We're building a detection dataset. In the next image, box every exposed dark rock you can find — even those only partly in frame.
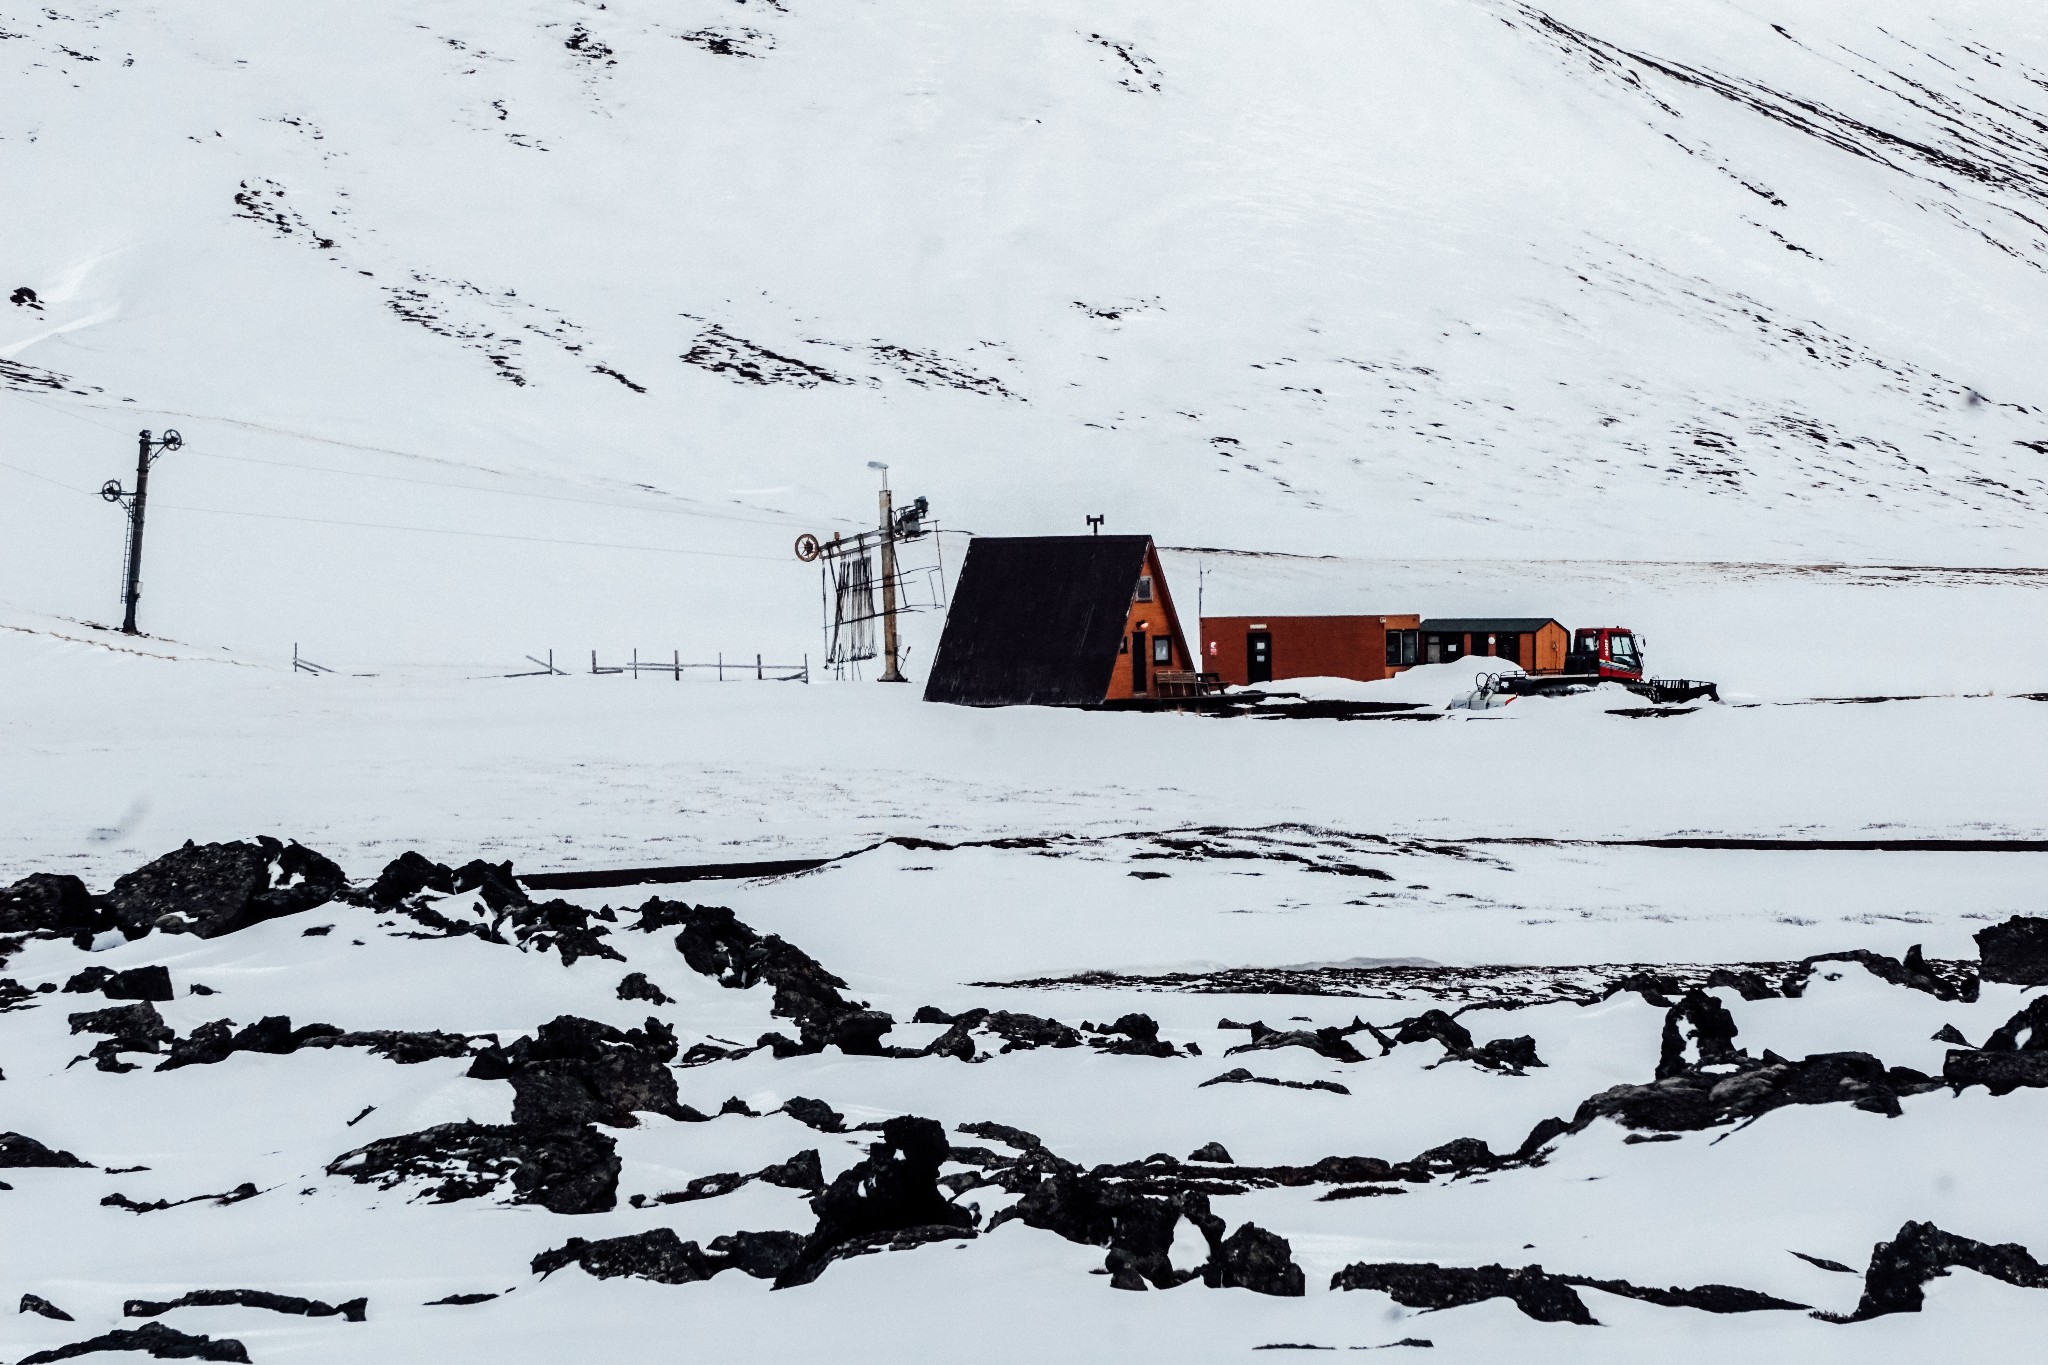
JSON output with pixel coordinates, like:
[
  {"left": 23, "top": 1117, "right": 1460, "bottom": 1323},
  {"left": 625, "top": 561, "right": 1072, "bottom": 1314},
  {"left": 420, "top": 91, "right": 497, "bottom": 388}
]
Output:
[
  {"left": 424, "top": 1292, "right": 498, "bottom": 1305},
  {"left": 102, "top": 1183, "right": 258, "bottom": 1214},
  {"left": 20, "top": 1293, "right": 74, "bottom": 1320},
  {"left": 658, "top": 900, "right": 895, "bottom": 1054},
  {"left": 919, "top": 1007, "right": 1084, "bottom": 1059},
  {"left": 778, "top": 1115, "right": 976, "bottom": 1287},
  {"left": 1203, "top": 1223, "right": 1306, "bottom": 1295},
  {"left": 366, "top": 851, "right": 457, "bottom": 907},
  {"left": 69, "top": 1001, "right": 174, "bottom": 1071},
  {"left": 105, "top": 838, "right": 345, "bottom": 939},
  {"left": 0, "top": 873, "right": 109, "bottom": 939},
  {"left": 63, "top": 966, "right": 174, "bottom": 1001},
  {"left": 533, "top": 1227, "right": 803, "bottom": 1285},
  {"left": 1975, "top": 916, "right": 2048, "bottom": 986},
  {"left": 782, "top": 1097, "right": 847, "bottom": 1132},
  {"left": 1083, "top": 1012, "right": 1189, "bottom": 1058},
  {"left": 1228, "top": 1020, "right": 1367, "bottom": 1064},
  {"left": 632, "top": 1149, "right": 823, "bottom": 1206},
  {"left": 1789, "top": 1251, "right": 1857, "bottom": 1274},
  {"left": 1931, "top": 1023, "right": 1971, "bottom": 1046},
  {"left": 326, "top": 1120, "right": 620, "bottom": 1214},
  {"left": 1658, "top": 989, "right": 1742, "bottom": 1078},
  {"left": 1837, "top": 1220, "right": 2048, "bottom": 1320},
  {"left": 1945, "top": 997, "right": 2048, "bottom": 1094},
  {"left": 0, "top": 1132, "right": 91, "bottom": 1168},
  {"left": 496, "top": 898, "right": 622, "bottom": 966},
  {"left": 125, "top": 1289, "right": 366, "bottom": 1322},
  {"left": 1577, "top": 1050, "right": 1937, "bottom": 1131},
  {"left": 1374, "top": 1010, "right": 1544, "bottom": 1074},
  {"left": 1199, "top": 1067, "right": 1350, "bottom": 1095},
  {"left": 1794, "top": 947, "right": 1977, "bottom": 1003},
  {"left": 1318, "top": 1185, "right": 1407, "bottom": 1200},
  {"left": 16, "top": 1321, "right": 250, "bottom": 1364},
  {"left": 1703, "top": 967, "right": 1780, "bottom": 1000},
  {"left": 956, "top": 1119, "right": 1041, "bottom": 1150},
  {"left": 451, "top": 859, "right": 528, "bottom": 912},
  {"left": 157, "top": 1015, "right": 473, "bottom": 1070},
  {"left": 467, "top": 1015, "right": 684, "bottom": 1128},
  {"left": 616, "top": 972, "right": 673, "bottom": 1005},
  {"left": 1189, "top": 1142, "right": 1233, "bottom": 1163},
  {"left": 1329, "top": 1261, "right": 1798, "bottom": 1323}
]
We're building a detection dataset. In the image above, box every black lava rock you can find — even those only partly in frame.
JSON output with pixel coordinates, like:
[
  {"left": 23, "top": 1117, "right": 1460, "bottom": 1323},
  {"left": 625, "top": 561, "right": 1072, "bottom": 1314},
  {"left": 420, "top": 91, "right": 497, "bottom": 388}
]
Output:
[
  {"left": 1944, "top": 997, "right": 2048, "bottom": 1094},
  {"left": 1796, "top": 947, "right": 1977, "bottom": 1003},
  {"left": 655, "top": 899, "right": 896, "bottom": 1055},
  {"left": 1842, "top": 1220, "right": 2048, "bottom": 1320},
  {"left": 0, "top": 1137, "right": 91, "bottom": 1170},
  {"left": 16, "top": 1321, "right": 249, "bottom": 1364},
  {"left": 778, "top": 1115, "right": 976, "bottom": 1286},
  {"left": 1976, "top": 917, "right": 2048, "bottom": 986},
  {"left": 782, "top": 1097, "right": 847, "bottom": 1132},
  {"left": 616, "top": 971, "right": 674, "bottom": 1005},
  {"left": 452, "top": 859, "right": 529, "bottom": 911},
  {"left": 1330, "top": 1262, "right": 1595, "bottom": 1324},
  {"left": 1188, "top": 1142, "right": 1233, "bottom": 1164},
  {"left": 467, "top": 1015, "right": 685, "bottom": 1128},
  {"left": 19, "top": 1293, "right": 74, "bottom": 1320},
  {"left": 1203, "top": 1223, "right": 1306, "bottom": 1295},
  {"left": 366, "top": 851, "right": 458, "bottom": 907},
  {"left": 1228, "top": 1020, "right": 1367, "bottom": 1064},
  {"left": 0, "top": 873, "right": 109, "bottom": 939},
  {"left": 105, "top": 838, "right": 345, "bottom": 939},
  {"left": 326, "top": 1120, "right": 620, "bottom": 1214},
  {"left": 68, "top": 1001, "right": 174, "bottom": 1071},
  {"left": 533, "top": 1228, "right": 804, "bottom": 1285},
  {"left": 124, "top": 1289, "right": 366, "bottom": 1322},
  {"left": 61, "top": 965, "right": 174, "bottom": 1002}
]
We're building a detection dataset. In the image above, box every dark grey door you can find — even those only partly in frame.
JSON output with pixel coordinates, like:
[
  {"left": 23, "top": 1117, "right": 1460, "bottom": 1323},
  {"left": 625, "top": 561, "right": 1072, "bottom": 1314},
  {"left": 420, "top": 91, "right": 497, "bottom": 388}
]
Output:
[
  {"left": 1131, "top": 630, "right": 1148, "bottom": 693},
  {"left": 1247, "top": 631, "right": 1273, "bottom": 684}
]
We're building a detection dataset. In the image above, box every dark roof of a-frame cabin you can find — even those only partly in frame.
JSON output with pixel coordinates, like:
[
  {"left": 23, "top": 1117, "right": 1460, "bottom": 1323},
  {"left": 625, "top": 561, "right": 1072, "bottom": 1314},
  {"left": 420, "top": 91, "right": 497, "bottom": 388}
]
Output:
[{"left": 924, "top": 535, "right": 1153, "bottom": 707}]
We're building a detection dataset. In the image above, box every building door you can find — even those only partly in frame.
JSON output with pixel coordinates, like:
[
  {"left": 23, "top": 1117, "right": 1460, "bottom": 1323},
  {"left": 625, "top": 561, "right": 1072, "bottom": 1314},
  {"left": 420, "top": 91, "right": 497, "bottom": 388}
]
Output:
[
  {"left": 1131, "top": 629, "right": 1148, "bottom": 693},
  {"left": 1247, "top": 631, "right": 1273, "bottom": 684}
]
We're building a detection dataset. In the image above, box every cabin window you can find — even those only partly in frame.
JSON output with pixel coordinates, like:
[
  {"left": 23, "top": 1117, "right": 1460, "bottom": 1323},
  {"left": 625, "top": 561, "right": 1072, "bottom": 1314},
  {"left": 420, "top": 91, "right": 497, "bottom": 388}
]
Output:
[
  {"left": 1152, "top": 637, "right": 1172, "bottom": 665},
  {"left": 1386, "top": 630, "right": 1418, "bottom": 666},
  {"left": 1134, "top": 576, "right": 1153, "bottom": 602}
]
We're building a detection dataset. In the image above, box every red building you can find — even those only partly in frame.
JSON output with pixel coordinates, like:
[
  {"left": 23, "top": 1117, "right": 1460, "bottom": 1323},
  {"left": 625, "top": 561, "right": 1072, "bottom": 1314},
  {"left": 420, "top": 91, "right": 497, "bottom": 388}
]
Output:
[{"left": 1199, "top": 614, "right": 1423, "bottom": 687}]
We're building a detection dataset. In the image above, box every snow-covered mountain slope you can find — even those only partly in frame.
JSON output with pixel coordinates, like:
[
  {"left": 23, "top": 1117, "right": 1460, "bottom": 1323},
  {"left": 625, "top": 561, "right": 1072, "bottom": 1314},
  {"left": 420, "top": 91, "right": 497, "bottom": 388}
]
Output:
[{"left": 5, "top": 0, "right": 2048, "bottom": 661}]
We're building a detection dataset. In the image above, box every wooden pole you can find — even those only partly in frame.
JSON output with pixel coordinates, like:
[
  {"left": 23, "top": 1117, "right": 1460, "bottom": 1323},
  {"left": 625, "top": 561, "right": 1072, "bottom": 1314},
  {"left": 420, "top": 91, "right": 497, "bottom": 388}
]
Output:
[{"left": 877, "top": 471, "right": 905, "bottom": 682}]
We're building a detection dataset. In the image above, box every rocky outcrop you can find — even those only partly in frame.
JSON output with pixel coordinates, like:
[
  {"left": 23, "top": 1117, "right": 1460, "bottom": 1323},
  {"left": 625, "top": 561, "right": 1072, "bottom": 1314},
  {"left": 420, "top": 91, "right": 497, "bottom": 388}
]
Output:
[
  {"left": 467, "top": 1015, "right": 689, "bottom": 1128},
  {"left": 1330, "top": 1260, "right": 1804, "bottom": 1323},
  {"left": 325, "top": 1120, "right": 620, "bottom": 1215},
  {"left": 1792, "top": 947, "right": 1978, "bottom": 1003},
  {"left": 616, "top": 971, "right": 673, "bottom": 1005},
  {"left": 1203, "top": 1224, "right": 1306, "bottom": 1295},
  {"left": 69, "top": 1001, "right": 174, "bottom": 1072},
  {"left": 0, "top": 1133, "right": 91, "bottom": 1168},
  {"left": 1836, "top": 1220, "right": 2048, "bottom": 1320},
  {"left": 632, "top": 1149, "right": 824, "bottom": 1206},
  {"left": 1975, "top": 916, "right": 2048, "bottom": 986},
  {"left": 15, "top": 1321, "right": 250, "bottom": 1364},
  {"left": 124, "top": 1289, "right": 367, "bottom": 1322},
  {"left": 19, "top": 1293, "right": 74, "bottom": 1321},
  {"left": 62, "top": 966, "right": 173, "bottom": 1002},
  {"left": 533, "top": 1228, "right": 804, "bottom": 1284},
  {"left": 0, "top": 873, "right": 110, "bottom": 940},
  {"left": 1944, "top": 997, "right": 2048, "bottom": 1094},
  {"left": 655, "top": 899, "right": 900, "bottom": 1055},
  {"left": 157, "top": 1016, "right": 474, "bottom": 1071},
  {"left": 777, "top": 1115, "right": 977, "bottom": 1287},
  {"left": 105, "top": 838, "right": 346, "bottom": 939}
]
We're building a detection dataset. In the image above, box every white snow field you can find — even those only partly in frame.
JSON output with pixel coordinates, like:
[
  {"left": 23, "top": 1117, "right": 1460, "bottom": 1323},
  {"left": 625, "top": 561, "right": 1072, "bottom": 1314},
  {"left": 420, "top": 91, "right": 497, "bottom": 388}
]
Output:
[{"left": 5, "top": 2, "right": 2048, "bottom": 1363}]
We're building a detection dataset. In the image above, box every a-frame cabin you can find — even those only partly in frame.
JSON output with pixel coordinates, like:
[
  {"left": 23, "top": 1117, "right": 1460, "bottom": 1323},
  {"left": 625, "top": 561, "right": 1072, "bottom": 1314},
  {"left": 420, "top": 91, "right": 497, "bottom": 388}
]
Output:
[{"left": 922, "top": 535, "right": 1194, "bottom": 707}]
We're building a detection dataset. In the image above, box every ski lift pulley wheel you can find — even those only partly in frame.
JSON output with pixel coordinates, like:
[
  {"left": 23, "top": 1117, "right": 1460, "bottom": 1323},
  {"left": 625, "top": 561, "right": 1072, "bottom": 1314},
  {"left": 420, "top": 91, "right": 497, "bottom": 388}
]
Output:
[
  {"left": 100, "top": 480, "right": 126, "bottom": 503},
  {"left": 793, "top": 532, "right": 822, "bottom": 563}
]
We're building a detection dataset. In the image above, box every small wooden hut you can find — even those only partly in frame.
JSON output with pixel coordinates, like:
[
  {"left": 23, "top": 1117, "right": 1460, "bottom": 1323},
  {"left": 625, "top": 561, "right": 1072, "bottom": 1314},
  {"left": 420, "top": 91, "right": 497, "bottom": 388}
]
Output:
[{"left": 923, "top": 536, "right": 1193, "bottom": 706}]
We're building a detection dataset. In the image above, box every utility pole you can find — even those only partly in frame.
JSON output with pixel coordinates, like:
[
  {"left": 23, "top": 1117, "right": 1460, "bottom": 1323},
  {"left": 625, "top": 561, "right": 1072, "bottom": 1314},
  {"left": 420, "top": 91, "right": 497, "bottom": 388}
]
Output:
[
  {"left": 100, "top": 428, "right": 182, "bottom": 635},
  {"left": 868, "top": 460, "right": 906, "bottom": 682}
]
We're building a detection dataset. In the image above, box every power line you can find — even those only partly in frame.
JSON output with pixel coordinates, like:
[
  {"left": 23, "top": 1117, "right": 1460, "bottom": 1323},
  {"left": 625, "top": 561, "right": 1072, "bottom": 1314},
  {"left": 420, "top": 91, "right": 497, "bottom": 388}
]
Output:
[
  {"left": 5, "top": 388, "right": 860, "bottom": 531},
  {"left": 150, "top": 501, "right": 794, "bottom": 561},
  {"left": 182, "top": 447, "right": 830, "bottom": 531},
  {"left": 0, "top": 457, "right": 93, "bottom": 495}
]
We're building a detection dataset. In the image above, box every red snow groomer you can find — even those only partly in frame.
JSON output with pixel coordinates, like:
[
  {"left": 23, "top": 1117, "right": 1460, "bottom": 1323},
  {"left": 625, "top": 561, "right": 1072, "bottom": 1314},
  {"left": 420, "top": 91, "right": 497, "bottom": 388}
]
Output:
[{"left": 1481, "top": 627, "right": 1718, "bottom": 705}]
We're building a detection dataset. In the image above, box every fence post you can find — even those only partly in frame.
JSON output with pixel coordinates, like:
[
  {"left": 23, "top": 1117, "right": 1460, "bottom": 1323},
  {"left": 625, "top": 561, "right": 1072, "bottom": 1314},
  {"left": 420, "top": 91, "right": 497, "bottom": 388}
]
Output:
[
  {"left": 590, "top": 649, "right": 597, "bottom": 675},
  {"left": 804, "top": 653, "right": 809, "bottom": 684},
  {"left": 673, "top": 649, "right": 679, "bottom": 681},
  {"left": 757, "top": 653, "right": 763, "bottom": 680},
  {"left": 718, "top": 652, "right": 723, "bottom": 681},
  {"left": 633, "top": 648, "right": 638, "bottom": 679}
]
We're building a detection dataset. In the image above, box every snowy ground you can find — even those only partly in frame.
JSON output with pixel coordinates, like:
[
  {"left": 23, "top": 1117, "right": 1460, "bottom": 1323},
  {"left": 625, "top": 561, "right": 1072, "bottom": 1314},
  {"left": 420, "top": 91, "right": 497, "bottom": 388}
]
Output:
[{"left": 7, "top": 1, "right": 2048, "bottom": 1361}]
